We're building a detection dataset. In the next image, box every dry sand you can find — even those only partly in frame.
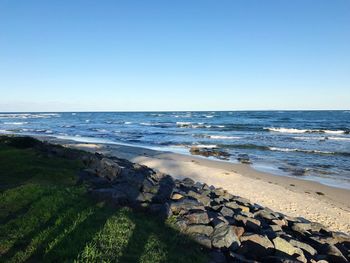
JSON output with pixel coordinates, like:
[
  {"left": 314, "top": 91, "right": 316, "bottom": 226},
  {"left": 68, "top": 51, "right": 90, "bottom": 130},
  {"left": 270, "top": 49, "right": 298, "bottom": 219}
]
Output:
[{"left": 42, "top": 137, "right": 350, "bottom": 233}]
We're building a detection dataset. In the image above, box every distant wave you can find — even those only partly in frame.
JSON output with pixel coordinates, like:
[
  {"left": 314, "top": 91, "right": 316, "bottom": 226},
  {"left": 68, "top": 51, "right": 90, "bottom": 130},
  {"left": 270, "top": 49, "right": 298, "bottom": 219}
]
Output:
[
  {"left": 268, "top": 147, "right": 350, "bottom": 156},
  {"left": 265, "top": 127, "right": 348, "bottom": 134},
  {"left": 194, "top": 134, "right": 240, "bottom": 140},
  {"left": 0, "top": 113, "right": 60, "bottom": 119},
  {"left": 293, "top": 136, "right": 350, "bottom": 141},
  {"left": 224, "top": 144, "right": 350, "bottom": 156},
  {"left": 191, "top": 144, "right": 218, "bottom": 148},
  {"left": 4, "top": 122, "right": 28, "bottom": 125}
]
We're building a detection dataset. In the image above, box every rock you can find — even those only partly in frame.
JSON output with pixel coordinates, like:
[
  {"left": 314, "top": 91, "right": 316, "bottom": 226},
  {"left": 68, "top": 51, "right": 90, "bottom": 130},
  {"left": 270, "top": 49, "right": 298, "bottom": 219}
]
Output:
[
  {"left": 186, "top": 224, "right": 214, "bottom": 236},
  {"left": 219, "top": 206, "right": 235, "bottom": 217},
  {"left": 149, "top": 203, "right": 171, "bottom": 219},
  {"left": 321, "top": 244, "right": 348, "bottom": 263},
  {"left": 98, "top": 158, "right": 122, "bottom": 180},
  {"left": 239, "top": 205, "right": 250, "bottom": 213},
  {"left": 245, "top": 218, "right": 261, "bottom": 232},
  {"left": 291, "top": 222, "right": 312, "bottom": 235},
  {"left": 211, "top": 224, "right": 240, "bottom": 249},
  {"left": 184, "top": 211, "right": 210, "bottom": 225},
  {"left": 273, "top": 237, "right": 304, "bottom": 258},
  {"left": 190, "top": 146, "right": 231, "bottom": 160},
  {"left": 332, "top": 231, "right": 350, "bottom": 244},
  {"left": 270, "top": 224, "right": 283, "bottom": 232},
  {"left": 149, "top": 175, "right": 175, "bottom": 203},
  {"left": 289, "top": 239, "right": 317, "bottom": 257},
  {"left": 210, "top": 216, "right": 228, "bottom": 228},
  {"left": 238, "top": 234, "right": 274, "bottom": 259},
  {"left": 192, "top": 234, "right": 212, "bottom": 249},
  {"left": 169, "top": 199, "right": 205, "bottom": 215},
  {"left": 255, "top": 209, "right": 276, "bottom": 222},
  {"left": 232, "top": 225, "right": 245, "bottom": 239},
  {"left": 225, "top": 201, "right": 241, "bottom": 210},
  {"left": 171, "top": 193, "right": 184, "bottom": 200},
  {"left": 187, "top": 190, "right": 211, "bottom": 206},
  {"left": 237, "top": 154, "right": 251, "bottom": 164}
]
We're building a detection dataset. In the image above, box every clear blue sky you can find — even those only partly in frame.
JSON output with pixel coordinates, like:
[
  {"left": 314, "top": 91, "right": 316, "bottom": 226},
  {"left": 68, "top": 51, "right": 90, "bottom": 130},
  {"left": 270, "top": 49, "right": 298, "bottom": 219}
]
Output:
[{"left": 0, "top": 0, "right": 349, "bottom": 111}]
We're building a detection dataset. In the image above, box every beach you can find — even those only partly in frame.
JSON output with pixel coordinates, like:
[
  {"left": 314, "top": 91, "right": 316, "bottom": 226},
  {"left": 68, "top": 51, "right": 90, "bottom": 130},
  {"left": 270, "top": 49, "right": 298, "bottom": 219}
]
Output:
[{"left": 40, "top": 136, "right": 350, "bottom": 233}]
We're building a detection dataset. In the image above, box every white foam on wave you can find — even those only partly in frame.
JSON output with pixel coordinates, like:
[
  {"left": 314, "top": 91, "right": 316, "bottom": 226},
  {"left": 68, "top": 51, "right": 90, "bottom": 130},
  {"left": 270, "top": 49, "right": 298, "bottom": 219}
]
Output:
[
  {"left": 208, "top": 135, "right": 241, "bottom": 140},
  {"left": 265, "top": 127, "right": 346, "bottom": 134},
  {"left": 4, "top": 122, "right": 28, "bottom": 125},
  {"left": 124, "top": 121, "right": 132, "bottom": 125},
  {"left": 328, "top": 137, "right": 350, "bottom": 141},
  {"left": 192, "top": 144, "right": 218, "bottom": 148},
  {"left": 0, "top": 113, "right": 60, "bottom": 119},
  {"left": 269, "top": 147, "right": 334, "bottom": 154},
  {"left": 205, "top": 115, "right": 214, "bottom": 118},
  {"left": 140, "top": 122, "right": 153, "bottom": 126}
]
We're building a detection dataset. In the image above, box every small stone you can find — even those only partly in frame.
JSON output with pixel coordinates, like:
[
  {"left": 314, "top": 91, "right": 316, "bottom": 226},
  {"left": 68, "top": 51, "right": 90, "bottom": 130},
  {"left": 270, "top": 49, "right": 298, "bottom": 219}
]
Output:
[{"left": 171, "top": 193, "right": 184, "bottom": 200}]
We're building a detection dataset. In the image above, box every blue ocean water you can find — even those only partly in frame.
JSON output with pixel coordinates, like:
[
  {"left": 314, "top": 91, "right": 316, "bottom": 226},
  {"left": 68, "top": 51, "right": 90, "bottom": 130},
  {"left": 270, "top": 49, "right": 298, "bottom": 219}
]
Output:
[{"left": 1, "top": 111, "right": 350, "bottom": 189}]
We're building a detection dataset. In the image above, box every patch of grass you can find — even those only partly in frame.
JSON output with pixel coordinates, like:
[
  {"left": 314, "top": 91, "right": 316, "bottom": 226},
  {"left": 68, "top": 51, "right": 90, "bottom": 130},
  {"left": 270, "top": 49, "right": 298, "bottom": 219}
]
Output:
[{"left": 0, "top": 136, "right": 207, "bottom": 262}]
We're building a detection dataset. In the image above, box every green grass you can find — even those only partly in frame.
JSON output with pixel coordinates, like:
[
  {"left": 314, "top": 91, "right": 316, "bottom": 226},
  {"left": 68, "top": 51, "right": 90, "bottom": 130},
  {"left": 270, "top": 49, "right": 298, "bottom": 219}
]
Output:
[{"left": 0, "top": 136, "right": 207, "bottom": 263}]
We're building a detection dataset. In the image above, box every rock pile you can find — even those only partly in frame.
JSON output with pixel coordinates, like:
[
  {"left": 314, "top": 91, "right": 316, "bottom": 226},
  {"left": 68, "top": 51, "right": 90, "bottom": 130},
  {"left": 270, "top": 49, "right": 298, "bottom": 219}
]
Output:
[
  {"left": 190, "top": 146, "right": 231, "bottom": 160},
  {"left": 79, "top": 152, "right": 350, "bottom": 263}
]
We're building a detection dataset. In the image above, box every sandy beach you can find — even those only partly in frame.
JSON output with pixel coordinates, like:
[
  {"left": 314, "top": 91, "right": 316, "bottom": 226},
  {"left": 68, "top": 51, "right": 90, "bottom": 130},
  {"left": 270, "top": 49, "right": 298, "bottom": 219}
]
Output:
[{"left": 38, "top": 136, "right": 350, "bottom": 233}]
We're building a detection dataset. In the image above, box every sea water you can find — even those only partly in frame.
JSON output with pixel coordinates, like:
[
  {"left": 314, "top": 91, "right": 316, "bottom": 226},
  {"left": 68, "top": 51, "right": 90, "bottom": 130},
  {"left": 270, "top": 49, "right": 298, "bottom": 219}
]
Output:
[{"left": 1, "top": 111, "right": 349, "bottom": 189}]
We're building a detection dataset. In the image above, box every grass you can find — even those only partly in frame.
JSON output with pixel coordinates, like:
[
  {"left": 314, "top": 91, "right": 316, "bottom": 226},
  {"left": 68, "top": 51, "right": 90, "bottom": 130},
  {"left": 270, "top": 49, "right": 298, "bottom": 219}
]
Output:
[{"left": 0, "top": 136, "right": 207, "bottom": 263}]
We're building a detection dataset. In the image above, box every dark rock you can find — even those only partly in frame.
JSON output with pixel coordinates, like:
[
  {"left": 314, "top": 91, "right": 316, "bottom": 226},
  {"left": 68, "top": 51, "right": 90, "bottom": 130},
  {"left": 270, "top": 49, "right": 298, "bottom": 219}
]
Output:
[
  {"left": 289, "top": 239, "right": 317, "bottom": 257},
  {"left": 237, "top": 154, "right": 251, "bottom": 164},
  {"left": 238, "top": 234, "right": 274, "bottom": 259},
  {"left": 291, "top": 222, "right": 312, "bottom": 235},
  {"left": 187, "top": 190, "right": 211, "bottom": 206},
  {"left": 149, "top": 203, "right": 171, "bottom": 219},
  {"left": 192, "top": 234, "right": 212, "bottom": 249},
  {"left": 219, "top": 206, "right": 235, "bottom": 217},
  {"left": 190, "top": 146, "right": 231, "bottom": 160},
  {"left": 184, "top": 211, "right": 210, "bottom": 225},
  {"left": 186, "top": 224, "right": 214, "bottom": 236},
  {"left": 225, "top": 201, "right": 241, "bottom": 210},
  {"left": 98, "top": 158, "right": 122, "bottom": 180},
  {"left": 210, "top": 216, "right": 228, "bottom": 228},
  {"left": 169, "top": 199, "right": 205, "bottom": 215},
  {"left": 211, "top": 224, "right": 240, "bottom": 249},
  {"left": 321, "top": 244, "right": 348, "bottom": 263}
]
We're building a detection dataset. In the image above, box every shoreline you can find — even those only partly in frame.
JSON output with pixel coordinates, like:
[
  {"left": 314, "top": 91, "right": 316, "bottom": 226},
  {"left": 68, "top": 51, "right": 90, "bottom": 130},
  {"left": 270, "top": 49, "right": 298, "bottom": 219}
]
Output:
[{"left": 30, "top": 134, "right": 350, "bottom": 233}]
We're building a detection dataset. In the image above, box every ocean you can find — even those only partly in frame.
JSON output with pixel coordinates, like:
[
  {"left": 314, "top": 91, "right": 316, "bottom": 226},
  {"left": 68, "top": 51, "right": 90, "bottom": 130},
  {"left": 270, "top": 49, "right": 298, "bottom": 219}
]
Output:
[{"left": 1, "top": 111, "right": 349, "bottom": 189}]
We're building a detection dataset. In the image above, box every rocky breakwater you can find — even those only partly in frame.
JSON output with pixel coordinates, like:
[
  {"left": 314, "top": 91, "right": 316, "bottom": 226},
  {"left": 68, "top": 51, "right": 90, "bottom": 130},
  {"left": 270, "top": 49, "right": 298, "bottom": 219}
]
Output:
[{"left": 79, "top": 152, "right": 350, "bottom": 263}]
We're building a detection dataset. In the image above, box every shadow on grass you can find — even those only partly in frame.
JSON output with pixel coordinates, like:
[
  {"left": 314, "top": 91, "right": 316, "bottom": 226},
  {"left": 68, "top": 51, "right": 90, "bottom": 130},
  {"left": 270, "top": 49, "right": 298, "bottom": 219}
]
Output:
[{"left": 0, "top": 136, "right": 207, "bottom": 263}]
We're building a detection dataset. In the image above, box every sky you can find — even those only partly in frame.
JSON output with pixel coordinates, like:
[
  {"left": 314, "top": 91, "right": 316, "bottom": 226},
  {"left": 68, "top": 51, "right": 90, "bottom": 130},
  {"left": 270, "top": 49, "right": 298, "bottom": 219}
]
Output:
[{"left": 0, "top": 0, "right": 349, "bottom": 112}]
